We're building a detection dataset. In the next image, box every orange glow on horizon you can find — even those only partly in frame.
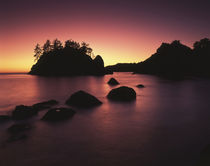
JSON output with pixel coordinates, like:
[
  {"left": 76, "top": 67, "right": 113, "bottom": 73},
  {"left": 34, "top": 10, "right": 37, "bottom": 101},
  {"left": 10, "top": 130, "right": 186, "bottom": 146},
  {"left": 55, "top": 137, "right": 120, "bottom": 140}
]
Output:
[
  {"left": 1, "top": 18, "right": 196, "bottom": 73},
  {"left": 0, "top": 23, "right": 153, "bottom": 73}
]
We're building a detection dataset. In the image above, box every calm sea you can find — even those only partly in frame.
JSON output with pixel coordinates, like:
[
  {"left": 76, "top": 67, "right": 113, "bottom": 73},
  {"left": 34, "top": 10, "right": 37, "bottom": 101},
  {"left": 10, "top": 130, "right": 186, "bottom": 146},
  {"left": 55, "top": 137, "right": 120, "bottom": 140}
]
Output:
[{"left": 0, "top": 72, "right": 210, "bottom": 166}]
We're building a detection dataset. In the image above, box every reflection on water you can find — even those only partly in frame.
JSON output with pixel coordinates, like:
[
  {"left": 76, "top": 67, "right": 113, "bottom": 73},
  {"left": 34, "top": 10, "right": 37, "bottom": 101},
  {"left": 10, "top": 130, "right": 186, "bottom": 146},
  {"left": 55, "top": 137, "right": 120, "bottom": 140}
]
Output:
[{"left": 1, "top": 73, "right": 210, "bottom": 166}]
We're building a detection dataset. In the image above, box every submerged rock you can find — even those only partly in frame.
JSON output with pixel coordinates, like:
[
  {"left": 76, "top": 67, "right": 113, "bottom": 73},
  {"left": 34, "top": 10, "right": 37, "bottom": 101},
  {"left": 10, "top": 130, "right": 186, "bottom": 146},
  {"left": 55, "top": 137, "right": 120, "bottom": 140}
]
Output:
[
  {"left": 7, "top": 123, "right": 32, "bottom": 142},
  {"left": 7, "top": 134, "right": 28, "bottom": 142},
  {"left": 107, "top": 86, "right": 136, "bottom": 102},
  {"left": 42, "top": 107, "right": 75, "bottom": 121},
  {"left": 32, "top": 99, "right": 58, "bottom": 111},
  {"left": 12, "top": 105, "right": 38, "bottom": 120},
  {"left": 66, "top": 90, "right": 102, "bottom": 108},
  {"left": 0, "top": 115, "right": 11, "bottom": 122},
  {"left": 107, "top": 77, "right": 119, "bottom": 85},
  {"left": 8, "top": 123, "right": 32, "bottom": 134},
  {"left": 136, "top": 84, "right": 145, "bottom": 88}
]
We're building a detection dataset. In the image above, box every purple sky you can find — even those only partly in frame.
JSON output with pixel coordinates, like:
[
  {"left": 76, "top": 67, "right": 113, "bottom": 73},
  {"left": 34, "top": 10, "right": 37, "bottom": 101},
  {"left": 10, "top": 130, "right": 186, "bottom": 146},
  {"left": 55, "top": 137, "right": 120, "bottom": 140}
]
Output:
[{"left": 1, "top": 0, "right": 210, "bottom": 72}]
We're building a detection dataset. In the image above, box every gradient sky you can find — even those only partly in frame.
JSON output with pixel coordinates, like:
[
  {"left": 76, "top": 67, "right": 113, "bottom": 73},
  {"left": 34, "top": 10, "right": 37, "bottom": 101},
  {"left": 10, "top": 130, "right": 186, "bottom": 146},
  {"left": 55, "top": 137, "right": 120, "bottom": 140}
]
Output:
[{"left": 1, "top": 0, "right": 210, "bottom": 72}]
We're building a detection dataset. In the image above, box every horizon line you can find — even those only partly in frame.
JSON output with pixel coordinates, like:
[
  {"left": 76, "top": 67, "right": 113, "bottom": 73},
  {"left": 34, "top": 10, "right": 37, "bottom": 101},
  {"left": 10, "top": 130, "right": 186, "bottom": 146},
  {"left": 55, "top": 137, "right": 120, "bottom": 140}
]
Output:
[{"left": 0, "top": 72, "right": 28, "bottom": 74}]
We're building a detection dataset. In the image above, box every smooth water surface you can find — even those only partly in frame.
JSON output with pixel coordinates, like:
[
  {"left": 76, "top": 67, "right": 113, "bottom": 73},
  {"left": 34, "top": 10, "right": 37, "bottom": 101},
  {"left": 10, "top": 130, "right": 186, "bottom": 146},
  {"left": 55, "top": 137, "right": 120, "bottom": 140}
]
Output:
[{"left": 0, "top": 72, "right": 210, "bottom": 166}]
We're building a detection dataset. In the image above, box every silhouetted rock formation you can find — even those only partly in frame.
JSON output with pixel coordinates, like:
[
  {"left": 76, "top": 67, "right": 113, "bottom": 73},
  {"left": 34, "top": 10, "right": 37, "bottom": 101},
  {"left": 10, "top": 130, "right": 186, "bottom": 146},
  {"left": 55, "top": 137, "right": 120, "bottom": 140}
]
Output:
[
  {"left": 193, "top": 38, "right": 210, "bottom": 76},
  {"left": 135, "top": 38, "right": 210, "bottom": 77},
  {"left": 136, "top": 84, "right": 145, "bottom": 88},
  {"left": 66, "top": 90, "right": 102, "bottom": 108},
  {"left": 32, "top": 100, "right": 58, "bottom": 110},
  {"left": 94, "top": 55, "right": 104, "bottom": 69},
  {"left": 29, "top": 39, "right": 106, "bottom": 76},
  {"left": 0, "top": 115, "right": 11, "bottom": 122},
  {"left": 12, "top": 105, "right": 38, "bottom": 120},
  {"left": 106, "top": 63, "right": 137, "bottom": 72},
  {"left": 107, "top": 86, "right": 136, "bottom": 102},
  {"left": 108, "top": 77, "right": 120, "bottom": 85},
  {"left": 106, "top": 38, "right": 210, "bottom": 78},
  {"left": 135, "top": 40, "right": 194, "bottom": 76},
  {"left": 42, "top": 108, "right": 75, "bottom": 121}
]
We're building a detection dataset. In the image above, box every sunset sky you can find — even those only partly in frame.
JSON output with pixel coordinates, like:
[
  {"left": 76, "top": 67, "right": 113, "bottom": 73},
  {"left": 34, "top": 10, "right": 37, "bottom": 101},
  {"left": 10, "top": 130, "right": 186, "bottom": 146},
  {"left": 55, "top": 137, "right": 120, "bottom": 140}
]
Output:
[{"left": 1, "top": 0, "right": 210, "bottom": 73}]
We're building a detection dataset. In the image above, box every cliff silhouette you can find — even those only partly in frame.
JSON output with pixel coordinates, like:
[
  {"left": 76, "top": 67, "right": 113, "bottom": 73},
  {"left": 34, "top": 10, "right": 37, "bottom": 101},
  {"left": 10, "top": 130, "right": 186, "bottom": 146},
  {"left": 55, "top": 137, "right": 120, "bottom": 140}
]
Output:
[
  {"left": 135, "top": 40, "right": 194, "bottom": 76},
  {"left": 106, "top": 38, "right": 210, "bottom": 77},
  {"left": 29, "top": 39, "right": 106, "bottom": 76}
]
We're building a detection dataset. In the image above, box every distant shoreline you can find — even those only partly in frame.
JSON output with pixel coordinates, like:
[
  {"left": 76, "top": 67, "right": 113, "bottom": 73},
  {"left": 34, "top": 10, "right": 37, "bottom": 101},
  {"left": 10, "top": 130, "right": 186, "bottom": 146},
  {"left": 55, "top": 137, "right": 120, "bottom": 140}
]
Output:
[{"left": 0, "top": 73, "right": 27, "bottom": 75}]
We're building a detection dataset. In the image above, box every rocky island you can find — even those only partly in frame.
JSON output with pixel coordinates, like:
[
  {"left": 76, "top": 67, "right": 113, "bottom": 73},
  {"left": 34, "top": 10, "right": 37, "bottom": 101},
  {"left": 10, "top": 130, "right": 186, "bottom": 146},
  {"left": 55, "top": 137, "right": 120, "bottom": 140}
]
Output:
[{"left": 29, "top": 39, "right": 107, "bottom": 76}]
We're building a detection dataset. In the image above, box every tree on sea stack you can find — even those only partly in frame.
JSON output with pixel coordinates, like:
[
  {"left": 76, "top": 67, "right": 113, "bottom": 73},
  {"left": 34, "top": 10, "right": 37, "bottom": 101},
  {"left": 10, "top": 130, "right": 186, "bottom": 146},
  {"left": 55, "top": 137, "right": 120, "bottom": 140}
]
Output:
[
  {"left": 43, "top": 40, "right": 52, "bottom": 53},
  {"left": 53, "top": 39, "right": 63, "bottom": 50},
  {"left": 80, "top": 42, "right": 93, "bottom": 56},
  {"left": 65, "top": 39, "right": 80, "bottom": 49},
  {"left": 34, "top": 44, "right": 42, "bottom": 62}
]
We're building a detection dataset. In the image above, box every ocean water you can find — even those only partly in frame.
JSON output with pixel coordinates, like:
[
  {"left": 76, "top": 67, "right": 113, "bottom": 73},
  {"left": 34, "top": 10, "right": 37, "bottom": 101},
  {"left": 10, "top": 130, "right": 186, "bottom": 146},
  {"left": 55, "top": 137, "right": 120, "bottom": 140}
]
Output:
[{"left": 0, "top": 72, "right": 210, "bottom": 166}]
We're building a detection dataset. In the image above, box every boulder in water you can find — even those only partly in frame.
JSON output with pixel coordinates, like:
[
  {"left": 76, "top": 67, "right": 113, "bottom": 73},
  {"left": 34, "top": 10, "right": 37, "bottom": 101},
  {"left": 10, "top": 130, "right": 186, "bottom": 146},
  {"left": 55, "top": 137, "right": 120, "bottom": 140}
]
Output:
[
  {"left": 12, "top": 105, "right": 38, "bottom": 120},
  {"left": 66, "top": 90, "right": 102, "bottom": 108},
  {"left": 42, "top": 107, "right": 75, "bottom": 121},
  {"left": 136, "top": 84, "right": 145, "bottom": 88},
  {"left": 107, "top": 78, "right": 119, "bottom": 85},
  {"left": 107, "top": 86, "right": 136, "bottom": 102}
]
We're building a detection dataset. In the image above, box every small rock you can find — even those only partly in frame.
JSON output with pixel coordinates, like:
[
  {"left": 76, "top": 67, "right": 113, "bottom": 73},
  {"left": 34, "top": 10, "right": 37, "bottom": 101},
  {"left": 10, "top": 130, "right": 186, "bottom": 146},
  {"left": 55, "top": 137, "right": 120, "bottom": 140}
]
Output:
[
  {"left": 12, "top": 105, "right": 37, "bottom": 120},
  {"left": 107, "top": 78, "right": 120, "bottom": 85},
  {"left": 136, "top": 84, "right": 145, "bottom": 88},
  {"left": 42, "top": 107, "right": 75, "bottom": 121},
  {"left": 107, "top": 86, "right": 136, "bottom": 102},
  {"left": 66, "top": 91, "right": 102, "bottom": 108}
]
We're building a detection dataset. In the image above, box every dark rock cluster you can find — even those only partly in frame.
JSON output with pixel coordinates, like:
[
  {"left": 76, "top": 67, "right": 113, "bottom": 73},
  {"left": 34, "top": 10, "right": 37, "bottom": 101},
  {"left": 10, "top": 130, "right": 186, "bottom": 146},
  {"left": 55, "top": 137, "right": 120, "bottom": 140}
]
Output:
[{"left": 1, "top": 80, "right": 143, "bottom": 143}]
